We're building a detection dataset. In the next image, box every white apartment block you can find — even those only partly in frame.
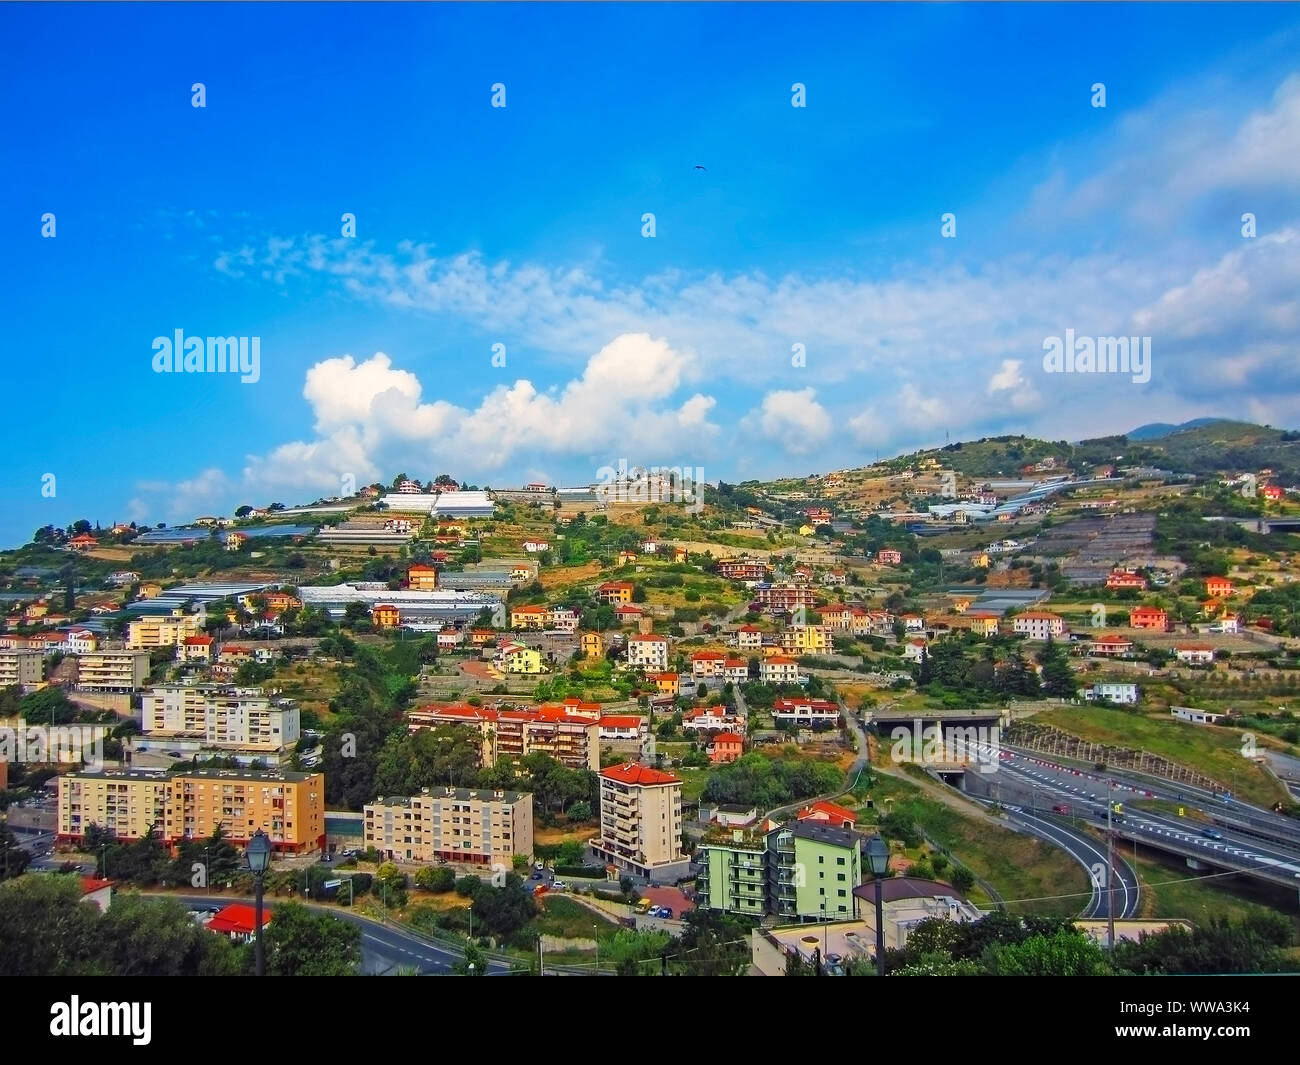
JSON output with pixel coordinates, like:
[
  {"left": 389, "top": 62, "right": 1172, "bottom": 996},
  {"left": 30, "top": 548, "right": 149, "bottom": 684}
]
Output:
[
  {"left": 0, "top": 650, "right": 44, "bottom": 688},
  {"left": 626, "top": 634, "right": 670, "bottom": 671},
  {"left": 1081, "top": 681, "right": 1139, "bottom": 704},
  {"left": 76, "top": 650, "right": 153, "bottom": 691},
  {"left": 1011, "top": 612, "right": 1066, "bottom": 641},
  {"left": 364, "top": 787, "right": 533, "bottom": 867},
  {"left": 140, "top": 685, "right": 300, "bottom": 751}
]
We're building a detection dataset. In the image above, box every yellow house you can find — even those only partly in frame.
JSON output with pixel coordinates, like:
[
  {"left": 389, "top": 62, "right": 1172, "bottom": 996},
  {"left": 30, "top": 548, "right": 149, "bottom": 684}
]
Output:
[
  {"left": 673, "top": 547, "right": 688, "bottom": 564},
  {"left": 127, "top": 611, "right": 201, "bottom": 649},
  {"left": 972, "top": 553, "right": 991, "bottom": 569},
  {"left": 965, "top": 612, "right": 1001, "bottom": 637},
  {"left": 510, "top": 604, "right": 549, "bottom": 630},
  {"left": 596, "top": 582, "right": 635, "bottom": 604},
  {"left": 651, "top": 672, "right": 679, "bottom": 696},
  {"left": 580, "top": 631, "right": 604, "bottom": 659},
  {"left": 798, "top": 524, "right": 815, "bottom": 536},
  {"left": 951, "top": 597, "right": 972, "bottom": 614},
  {"left": 780, "top": 625, "right": 832, "bottom": 654},
  {"left": 499, "top": 643, "right": 543, "bottom": 674}
]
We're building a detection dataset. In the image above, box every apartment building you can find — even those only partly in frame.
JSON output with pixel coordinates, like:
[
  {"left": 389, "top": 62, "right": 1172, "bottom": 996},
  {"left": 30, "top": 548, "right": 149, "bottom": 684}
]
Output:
[
  {"left": 510, "top": 604, "right": 549, "bottom": 630},
  {"left": 691, "top": 650, "right": 726, "bottom": 678},
  {"left": 1010, "top": 611, "right": 1066, "bottom": 641},
  {"left": 58, "top": 767, "right": 325, "bottom": 853},
  {"left": 760, "top": 656, "right": 801, "bottom": 685},
  {"left": 407, "top": 564, "right": 439, "bottom": 591},
  {"left": 754, "top": 584, "right": 818, "bottom": 612},
  {"left": 772, "top": 697, "right": 840, "bottom": 728},
  {"left": 734, "top": 625, "right": 764, "bottom": 650},
  {"left": 0, "top": 650, "right": 44, "bottom": 688},
  {"left": 1128, "top": 606, "right": 1169, "bottom": 631},
  {"left": 127, "top": 611, "right": 201, "bottom": 649},
  {"left": 626, "top": 633, "right": 670, "bottom": 671},
  {"left": 76, "top": 649, "right": 154, "bottom": 691},
  {"left": 697, "top": 819, "right": 862, "bottom": 920},
  {"left": 408, "top": 703, "right": 599, "bottom": 770},
  {"left": 779, "top": 625, "right": 832, "bottom": 654},
  {"left": 1081, "top": 682, "right": 1139, "bottom": 704},
  {"left": 139, "top": 685, "right": 300, "bottom": 751},
  {"left": 591, "top": 762, "right": 689, "bottom": 881},
  {"left": 595, "top": 581, "right": 635, "bottom": 604},
  {"left": 363, "top": 787, "right": 533, "bottom": 867},
  {"left": 717, "top": 560, "right": 767, "bottom": 582}
]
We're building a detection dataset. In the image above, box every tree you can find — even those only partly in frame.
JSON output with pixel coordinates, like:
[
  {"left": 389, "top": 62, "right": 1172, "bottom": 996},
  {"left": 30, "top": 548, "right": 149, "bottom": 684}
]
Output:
[
  {"left": 99, "top": 893, "right": 246, "bottom": 976},
  {"left": 470, "top": 874, "right": 537, "bottom": 938},
  {"left": 415, "top": 865, "right": 456, "bottom": 893},
  {"left": 984, "top": 928, "right": 1114, "bottom": 976},
  {"left": 454, "top": 941, "right": 488, "bottom": 976},
  {"left": 235, "top": 505, "right": 254, "bottom": 518},
  {"left": 0, "top": 824, "right": 32, "bottom": 882},
  {"left": 263, "top": 901, "right": 362, "bottom": 976}
]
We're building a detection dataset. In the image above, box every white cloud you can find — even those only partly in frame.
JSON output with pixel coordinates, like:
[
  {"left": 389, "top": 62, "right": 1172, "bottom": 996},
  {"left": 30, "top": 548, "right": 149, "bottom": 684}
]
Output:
[{"left": 743, "top": 389, "right": 832, "bottom": 455}]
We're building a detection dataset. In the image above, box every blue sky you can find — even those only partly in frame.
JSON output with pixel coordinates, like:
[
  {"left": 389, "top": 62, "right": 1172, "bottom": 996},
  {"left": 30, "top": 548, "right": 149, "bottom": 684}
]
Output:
[{"left": 3, "top": 3, "right": 1300, "bottom": 547}]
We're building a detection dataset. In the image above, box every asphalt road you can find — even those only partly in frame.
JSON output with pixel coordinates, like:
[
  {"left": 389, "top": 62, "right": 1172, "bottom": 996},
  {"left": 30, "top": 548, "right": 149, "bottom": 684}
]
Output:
[{"left": 160, "top": 892, "right": 512, "bottom": 975}]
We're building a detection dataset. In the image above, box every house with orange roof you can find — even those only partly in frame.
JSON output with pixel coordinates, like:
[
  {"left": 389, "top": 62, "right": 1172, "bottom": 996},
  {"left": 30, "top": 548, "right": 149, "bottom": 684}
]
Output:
[
  {"left": 178, "top": 634, "right": 214, "bottom": 662},
  {"left": 372, "top": 603, "right": 401, "bottom": 629},
  {"left": 407, "top": 564, "right": 438, "bottom": 591},
  {"left": 1011, "top": 611, "right": 1066, "bottom": 640},
  {"left": 1089, "top": 634, "right": 1134, "bottom": 657},
  {"left": 1205, "top": 577, "right": 1235, "bottom": 598},
  {"left": 1129, "top": 605, "right": 1169, "bottom": 631},
  {"left": 591, "top": 763, "right": 688, "bottom": 881},
  {"left": 734, "top": 624, "right": 764, "bottom": 650},
  {"left": 510, "top": 603, "right": 549, "bottom": 630},
  {"left": 598, "top": 714, "right": 647, "bottom": 741},
  {"left": 1106, "top": 570, "right": 1147, "bottom": 590},
  {"left": 626, "top": 633, "right": 670, "bottom": 671},
  {"left": 596, "top": 581, "right": 635, "bottom": 604},
  {"left": 708, "top": 732, "right": 744, "bottom": 764},
  {"left": 651, "top": 672, "right": 679, "bottom": 697},
  {"left": 796, "top": 799, "right": 857, "bottom": 829},
  {"left": 723, "top": 657, "right": 751, "bottom": 684},
  {"left": 759, "top": 655, "right": 800, "bottom": 685},
  {"left": 67, "top": 534, "right": 99, "bottom": 552},
  {"left": 690, "top": 650, "right": 726, "bottom": 678}
]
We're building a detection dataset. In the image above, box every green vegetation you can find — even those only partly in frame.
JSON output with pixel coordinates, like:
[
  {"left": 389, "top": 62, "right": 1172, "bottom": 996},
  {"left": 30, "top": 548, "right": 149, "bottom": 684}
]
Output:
[{"left": 700, "top": 750, "right": 843, "bottom": 810}]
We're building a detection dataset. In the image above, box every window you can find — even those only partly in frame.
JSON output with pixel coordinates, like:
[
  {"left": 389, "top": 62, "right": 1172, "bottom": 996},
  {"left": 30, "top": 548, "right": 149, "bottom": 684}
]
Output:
[{"left": 836, "top": 856, "right": 845, "bottom": 866}]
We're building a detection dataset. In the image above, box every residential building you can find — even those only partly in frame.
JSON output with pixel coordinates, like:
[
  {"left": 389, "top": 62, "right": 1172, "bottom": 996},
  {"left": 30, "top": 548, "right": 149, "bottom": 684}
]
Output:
[
  {"left": 626, "top": 634, "right": 670, "bottom": 672},
  {"left": 901, "top": 613, "right": 925, "bottom": 632},
  {"left": 510, "top": 604, "right": 549, "bottom": 630},
  {"left": 772, "top": 698, "right": 839, "bottom": 728},
  {"left": 723, "top": 657, "right": 751, "bottom": 684},
  {"left": 407, "top": 565, "right": 439, "bottom": 591},
  {"left": 760, "top": 655, "right": 800, "bottom": 685},
  {"left": 550, "top": 608, "right": 580, "bottom": 633},
  {"left": 1128, "top": 606, "right": 1169, "bottom": 631},
  {"left": 1081, "top": 681, "right": 1139, "bottom": 704},
  {"left": 1205, "top": 577, "right": 1235, "bottom": 598},
  {"left": 823, "top": 569, "right": 846, "bottom": 586},
  {"left": 127, "top": 611, "right": 201, "bottom": 649},
  {"left": 754, "top": 585, "right": 818, "bottom": 612},
  {"left": 734, "top": 625, "right": 764, "bottom": 650},
  {"left": 372, "top": 604, "right": 401, "bottom": 629},
  {"left": 691, "top": 650, "right": 726, "bottom": 678},
  {"left": 650, "top": 672, "right": 679, "bottom": 697},
  {"left": 877, "top": 549, "right": 902, "bottom": 565},
  {"left": 708, "top": 732, "right": 744, "bottom": 764},
  {"left": 598, "top": 715, "right": 647, "bottom": 741},
  {"left": 591, "top": 763, "right": 688, "bottom": 881},
  {"left": 408, "top": 703, "right": 600, "bottom": 770},
  {"left": 596, "top": 581, "right": 635, "bottom": 604},
  {"left": 436, "top": 628, "right": 465, "bottom": 650},
  {"left": 696, "top": 830, "right": 769, "bottom": 917},
  {"left": 717, "top": 560, "right": 767, "bottom": 581},
  {"left": 796, "top": 800, "right": 857, "bottom": 829},
  {"left": 1106, "top": 570, "right": 1148, "bottom": 591},
  {"left": 1175, "top": 645, "right": 1216, "bottom": 665},
  {"left": 139, "top": 684, "right": 300, "bottom": 751},
  {"left": 614, "top": 604, "right": 644, "bottom": 626},
  {"left": 1171, "top": 706, "right": 1226, "bottom": 725},
  {"left": 65, "top": 628, "right": 98, "bottom": 654},
  {"left": 580, "top": 631, "right": 605, "bottom": 659},
  {"left": 76, "top": 649, "right": 153, "bottom": 691},
  {"left": 0, "top": 650, "right": 44, "bottom": 688},
  {"left": 902, "top": 639, "right": 928, "bottom": 663},
  {"left": 963, "top": 612, "right": 1001, "bottom": 637},
  {"left": 780, "top": 625, "right": 832, "bottom": 654},
  {"left": 1089, "top": 634, "right": 1134, "bottom": 657},
  {"left": 57, "top": 767, "right": 325, "bottom": 853},
  {"left": 682, "top": 707, "right": 744, "bottom": 733},
  {"left": 364, "top": 787, "right": 533, "bottom": 867},
  {"left": 496, "top": 642, "right": 543, "bottom": 674},
  {"left": 523, "top": 539, "right": 549, "bottom": 553},
  {"left": 178, "top": 635, "right": 214, "bottom": 663},
  {"left": 1011, "top": 611, "right": 1066, "bottom": 640}
]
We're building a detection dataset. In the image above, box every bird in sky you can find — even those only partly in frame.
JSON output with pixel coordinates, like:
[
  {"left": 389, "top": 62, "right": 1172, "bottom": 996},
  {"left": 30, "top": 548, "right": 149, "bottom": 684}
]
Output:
[{"left": 694, "top": 164, "right": 707, "bottom": 170}]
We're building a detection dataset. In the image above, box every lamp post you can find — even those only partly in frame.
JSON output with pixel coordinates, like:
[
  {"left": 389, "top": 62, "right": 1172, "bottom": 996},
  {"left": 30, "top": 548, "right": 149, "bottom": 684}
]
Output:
[
  {"left": 245, "top": 829, "right": 272, "bottom": 977},
  {"left": 865, "top": 835, "right": 890, "bottom": 978},
  {"left": 593, "top": 923, "right": 600, "bottom": 975}
]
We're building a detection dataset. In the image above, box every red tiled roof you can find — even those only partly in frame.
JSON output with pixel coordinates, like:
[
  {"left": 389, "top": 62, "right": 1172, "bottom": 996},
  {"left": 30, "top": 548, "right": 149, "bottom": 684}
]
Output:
[
  {"left": 601, "top": 762, "right": 680, "bottom": 786},
  {"left": 598, "top": 715, "right": 645, "bottom": 729},
  {"left": 80, "top": 876, "right": 113, "bottom": 894},
  {"left": 713, "top": 732, "right": 744, "bottom": 745},
  {"left": 797, "top": 799, "right": 857, "bottom": 825},
  {"left": 183, "top": 635, "right": 213, "bottom": 645},
  {"left": 207, "top": 903, "right": 272, "bottom": 935}
]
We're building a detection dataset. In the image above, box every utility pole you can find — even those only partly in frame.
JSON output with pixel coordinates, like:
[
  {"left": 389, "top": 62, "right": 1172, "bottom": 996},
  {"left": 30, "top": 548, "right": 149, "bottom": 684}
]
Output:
[{"left": 1106, "top": 780, "right": 1117, "bottom": 951}]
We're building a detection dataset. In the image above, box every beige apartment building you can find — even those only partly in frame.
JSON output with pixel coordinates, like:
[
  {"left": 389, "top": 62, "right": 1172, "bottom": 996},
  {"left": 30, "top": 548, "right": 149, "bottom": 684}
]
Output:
[
  {"left": 127, "top": 611, "right": 202, "bottom": 649},
  {"left": 363, "top": 787, "right": 533, "bottom": 866},
  {"left": 75, "top": 649, "right": 154, "bottom": 691},
  {"left": 58, "top": 766, "right": 325, "bottom": 853},
  {"left": 591, "top": 762, "right": 689, "bottom": 882},
  {"left": 407, "top": 703, "right": 600, "bottom": 771},
  {"left": 140, "top": 685, "right": 300, "bottom": 751},
  {"left": 0, "top": 650, "right": 44, "bottom": 688}
]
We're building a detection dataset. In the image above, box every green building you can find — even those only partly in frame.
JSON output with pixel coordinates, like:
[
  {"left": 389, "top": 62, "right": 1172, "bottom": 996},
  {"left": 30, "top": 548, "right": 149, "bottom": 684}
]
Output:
[
  {"left": 696, "top": 820, "right": 862, "bottom": 921},
  {"left": 696, "top": 829, "right": 769, "bottom": 917}
]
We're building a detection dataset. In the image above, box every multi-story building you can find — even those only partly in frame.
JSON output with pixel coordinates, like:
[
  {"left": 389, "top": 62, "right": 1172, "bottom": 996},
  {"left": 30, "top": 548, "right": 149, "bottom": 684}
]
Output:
[
  {"left": 139, "top": 685, "right": 300, "bottom": 751},
  {"left": 1106, "top": 570, "right": 1148, "bottom": 591},
  {"left": 626, "top": 634, "right": 670, "bottom": 672},
  {"left": 372, "top": 604, "right": 401, "bottom": 629},
  {"left": 178, "top": 634, "right": 214, "bottom": 662},
  {"left": 595, "top": 581, "right": 635, "bottom": 605},
  {"left": 1088, "top": 634, "right": 1134, "bottom": 657},
  {"left": 1081, "top": 682, "right": 1139, "bottom": 704},
  {"left": 75, "top": 649, "right": 153, "bottom": 691},
  {"left": 407, "top": 564, "right": 439, "bottom": 591},
  {"left": 0, "top": 650, "right": 44, "bottom": 688},
  {"left": 754, "top": 585, "right": 818, "bottom": 612},
  {"left": 734, "top": 625, "right": 764, "bottom": 650},
  {"left": 550, "top": 607, "right": 580, "bottom": 633},
  {"left": 723, "top": 657, "right": 751, "bottom": 684},
  {"left": 580, "top": 631, "right": 605, "bottom": 658},
  {"left": 1128, "top": 606, "right": 1169, "bottom": 631},
  {"left": 408, "top": 702, "right": 600, "bottom": 770},
  {"left": 591, "top": 762, "right": 688, "bottom": 881},
  {"left": 1205, "top": 577, "right": 1235, "bottom": 598},
  {"left": 780, "top": 625, "right": 832, "bottom": 654},
  {"left": 496, "top": 642, "right": 543, "bottom": 674},
  {"left": 691, "top": 651, "right": 726, "bottom": 678},
  {"left": 772, "top": 698, "right": 839, "bottom": 728},
  {"left": 127, "top": 611, "right": 202, "bottom": 649},
  {"left": 510, "top": 604, "right": 549, "bottom": 630},
  {"left": 58, "top": 767, "right": 325, "bottom": 853},
  {"left": 717, "top": 560, "right": 767, "bottom": 582},
  {"left": 363, "top": 787, "right": 533, "bottom": 867},
  {"left": 876, "top": 549, "right": 903, "bottom": 565},
  {"left": 1010, "top": 611, "right": 1066, "bottom": 641},
  {"left": 697, "top": 819, "right": 862, "bottom": 920}
]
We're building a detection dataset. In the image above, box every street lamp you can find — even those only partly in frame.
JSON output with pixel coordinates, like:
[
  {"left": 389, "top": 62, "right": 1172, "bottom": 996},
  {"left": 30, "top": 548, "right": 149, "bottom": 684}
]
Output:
[
  {"left": 245, "top": 829, "right": 273, "bottom": 977},
  {"left": 593, "top": 923, "right": 600, "bottom": 975},
  {"left": 865, "top": 835, "right": 890, "bottom": 978}
]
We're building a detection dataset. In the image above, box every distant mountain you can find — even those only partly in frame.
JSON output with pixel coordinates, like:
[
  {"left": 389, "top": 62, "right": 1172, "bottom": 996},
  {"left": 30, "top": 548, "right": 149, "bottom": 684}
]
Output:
[{"left": 1126, "top": 417, "right": 1226, "bottom": 441}]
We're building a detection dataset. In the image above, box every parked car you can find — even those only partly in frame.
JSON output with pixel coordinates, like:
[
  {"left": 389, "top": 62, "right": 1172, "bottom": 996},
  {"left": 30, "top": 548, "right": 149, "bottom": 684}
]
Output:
[
  {"left": 646, "top": 905, "right": 662, "bottom": 917},
  {"left": 659, "top": 907, "right": 673, "bottom": 919},
  {"left": 551, "top": 880, "right": 568, "bottom": 891}
]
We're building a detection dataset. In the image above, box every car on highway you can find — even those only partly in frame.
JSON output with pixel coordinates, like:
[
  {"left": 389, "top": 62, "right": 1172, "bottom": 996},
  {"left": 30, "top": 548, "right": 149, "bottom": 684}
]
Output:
[
  {"left": 1051, "top": 804, "right": 1070, "bottom": 814},
  {"left": 1201, "top": 827, "right": 1224, "bottom": 840}
]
